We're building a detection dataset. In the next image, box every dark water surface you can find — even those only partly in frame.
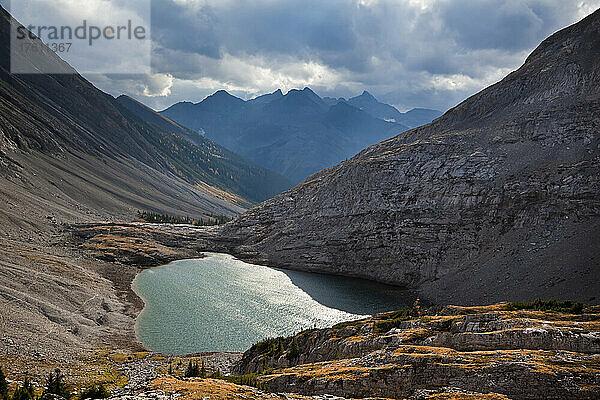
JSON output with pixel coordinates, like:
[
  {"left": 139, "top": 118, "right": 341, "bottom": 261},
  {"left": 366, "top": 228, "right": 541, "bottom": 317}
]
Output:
[{"left": 133, "top": 253, "right": 415, "bottom": 354}]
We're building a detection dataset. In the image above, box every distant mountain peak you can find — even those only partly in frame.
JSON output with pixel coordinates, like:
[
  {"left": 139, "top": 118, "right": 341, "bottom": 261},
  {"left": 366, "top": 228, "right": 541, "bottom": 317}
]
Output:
[
  {"left": 360, "top": 90, "right": 376, "bottom": 100},
  {"left": 211, "top": 89, "right": 234, "bottom": 98},
  {"left": 283, "top": 87, "right": 324, "bottom": 105},
  {"left": 348, "top": 91, "right": 378, "bottom": 105},
  {"left": 248, "top": 89, "right": 284, "bottom": 105},
  {"left": 202, "top": 90, "right": 245, "bottom": 104},
  {"left": 201, "top": 90, "right": 245, "bottom": 108},
  {"left": 345, "top": 90, "right": 443, "bottom": 128}
]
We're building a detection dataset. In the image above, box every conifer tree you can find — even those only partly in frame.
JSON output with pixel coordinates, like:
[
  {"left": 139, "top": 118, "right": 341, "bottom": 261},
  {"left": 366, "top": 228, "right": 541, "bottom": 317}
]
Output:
[
  {"left": 42, "top": 368, "right": 71, "bottom": 399},
  {"left": 185, "top": 361, "right": 200, "bottom": 378},
  {"left": 11, "top": 379, "right": 34, "bottom": 400},
  {"left": 287, "top": 338, "right": 300, "bottom": 361},
  {"left": 185, "top": 360, "right": 193, "bottom": 378},
  {"left": 0, "top": 366, "right": 8, "bottom": 400}
]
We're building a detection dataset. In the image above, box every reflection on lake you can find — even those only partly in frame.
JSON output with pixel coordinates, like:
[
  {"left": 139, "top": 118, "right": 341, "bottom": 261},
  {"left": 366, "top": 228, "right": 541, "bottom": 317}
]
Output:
[{"left": 133, "top": 253, "right": 416, "bottom": 354}]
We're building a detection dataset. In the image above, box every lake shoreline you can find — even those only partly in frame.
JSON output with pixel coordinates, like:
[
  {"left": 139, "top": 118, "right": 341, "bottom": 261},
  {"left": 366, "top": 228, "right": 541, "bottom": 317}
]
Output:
[
  {"left": 70, "top": 222, "right": 415, "bottom": 355},
  {"left": 133, "top": 253, "right": 386, "bottom": 354}
]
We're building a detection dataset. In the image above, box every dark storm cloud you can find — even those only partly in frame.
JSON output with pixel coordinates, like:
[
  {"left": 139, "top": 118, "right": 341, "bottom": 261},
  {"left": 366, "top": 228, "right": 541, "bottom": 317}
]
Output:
[
  {"left": 150, "top": 0, "right": 357, "bottom": 59},
  {"left": 442, "top": 0, "right": 545, "bottom": 51},
  {"left": 89, "top": 0, "right": 600, "bottom": 111}
]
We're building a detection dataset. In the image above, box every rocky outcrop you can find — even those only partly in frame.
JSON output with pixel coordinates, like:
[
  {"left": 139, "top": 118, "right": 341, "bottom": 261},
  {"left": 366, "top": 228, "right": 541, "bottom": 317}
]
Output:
[
  {"left": 69, "top": 223, "right": 235, "bottom": 267},
  {"left": 260, "top": 347, "right": 599, "bottom": 400},
  {"left": 222, "top": 10, "right": 600, "bottom": 304},
  {"left": 234, "top": 304, "right": 600, "bottom": 373},
  {"left": 233, "top": 304, "right": 600, "bottom": 400}
]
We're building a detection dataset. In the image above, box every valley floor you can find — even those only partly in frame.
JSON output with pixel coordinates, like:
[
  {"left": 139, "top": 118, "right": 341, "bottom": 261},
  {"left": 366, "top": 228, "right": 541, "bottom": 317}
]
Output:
[{"left": 0, "top": 221, "right": 599, "bottom": 399}]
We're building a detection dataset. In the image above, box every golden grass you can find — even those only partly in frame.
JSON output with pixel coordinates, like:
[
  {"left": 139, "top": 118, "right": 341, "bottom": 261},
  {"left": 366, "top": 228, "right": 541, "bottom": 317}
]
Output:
[
  {"left": 150, "top": 376, "right": 308, "bottom": 400},
  {"left": 0, "top": 351, "right": 131, "bottom": 393},
  {"left": 427, "top": 393, "right": 511, "bottom": 400},
  {"left": 134, "top": 352, "right": 149, "bottom": 360},
  {"left": 264, "top": 344, "right": 600, "bottom": 384},
  {"left": 84, "top": 233, "right": 172, "bottom": 254},
  {"left": 107, "top": 353, "right": 135, "bottom": 363}
]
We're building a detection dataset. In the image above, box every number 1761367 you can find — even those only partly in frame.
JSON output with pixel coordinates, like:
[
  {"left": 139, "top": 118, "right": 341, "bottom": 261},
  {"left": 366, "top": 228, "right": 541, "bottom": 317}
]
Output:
[{"left": 19, "top": 42, "right": 72, "bottom": 54}]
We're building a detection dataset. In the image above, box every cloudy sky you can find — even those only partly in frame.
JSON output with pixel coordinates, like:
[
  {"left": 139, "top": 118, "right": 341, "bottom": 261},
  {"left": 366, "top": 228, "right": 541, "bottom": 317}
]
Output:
[{"left": 7, "top": 0, "right": 600, "bottom": 112}]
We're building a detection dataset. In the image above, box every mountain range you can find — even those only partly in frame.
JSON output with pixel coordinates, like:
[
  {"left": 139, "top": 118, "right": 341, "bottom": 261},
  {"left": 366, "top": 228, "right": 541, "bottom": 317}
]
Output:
[
  {"left": 326, "top": 90, "right": 442, "bottom": 128},
  {"left": 223, "top": 8, "right": 600, "bottom": 305},
  {"left": 161, "top": 88, "right": 441, "bottom": 183}
]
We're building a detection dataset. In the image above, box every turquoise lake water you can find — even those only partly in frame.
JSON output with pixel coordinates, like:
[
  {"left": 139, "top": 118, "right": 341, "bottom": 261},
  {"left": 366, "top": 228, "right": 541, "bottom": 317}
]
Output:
[{"left": 132, "top": 253, "right": 415, "bottom": 354}]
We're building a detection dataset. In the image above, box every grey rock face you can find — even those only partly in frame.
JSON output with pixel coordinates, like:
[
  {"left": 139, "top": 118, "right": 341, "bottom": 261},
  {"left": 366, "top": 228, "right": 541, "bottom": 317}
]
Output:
[{"left": 223, "top": 10, "right": 600, "bottom": 304}]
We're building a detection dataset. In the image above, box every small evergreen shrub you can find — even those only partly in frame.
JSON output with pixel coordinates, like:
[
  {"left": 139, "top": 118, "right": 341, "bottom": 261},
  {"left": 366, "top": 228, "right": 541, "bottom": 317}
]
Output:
[
  {"left": 373, "top": 308, "right": 420, "bottom": 334},
  {"left": 79, "top": 384, "right": 110, "bottom": 399},
  {"left": 184, "top": 361, "right": 207, "bottom": 378},
  {"left": 249, "top": 337, "right": 286, "bottom": 358},
  {"left": 222, "top": 373, "right": 263, "bottom": 389},
  {"left": 11, "top": 379, "right": 35, "bottom": 400},
  {"left": 286, "top": 338, "right": 300, "bottom": 361},
  {"left": 0, "top": 366, "right": 8, "bottom": 400},
  {"left": 503, "top": 299, "right": 586, "bottom": 314}
]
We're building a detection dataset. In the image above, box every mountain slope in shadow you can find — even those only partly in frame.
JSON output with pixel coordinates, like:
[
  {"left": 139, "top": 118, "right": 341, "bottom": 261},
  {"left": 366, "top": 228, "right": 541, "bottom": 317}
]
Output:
[
  {"left": 0, "top": 5, "right": 289, "bottom": 220},
  {"left": 0, "top": 4, "right": 288, "bottom": 360},
  {"left": 223, "top": 9, "right": 600, "bottom": 305}
]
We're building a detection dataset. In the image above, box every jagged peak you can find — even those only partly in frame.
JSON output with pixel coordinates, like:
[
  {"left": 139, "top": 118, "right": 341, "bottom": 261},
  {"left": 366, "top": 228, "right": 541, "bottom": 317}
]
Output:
[
  {"left": 361, "top": 90, "right": 376, "bottom": 100},
  {"left": 349, "top": 90, "right": 378, "bottom": 104}
]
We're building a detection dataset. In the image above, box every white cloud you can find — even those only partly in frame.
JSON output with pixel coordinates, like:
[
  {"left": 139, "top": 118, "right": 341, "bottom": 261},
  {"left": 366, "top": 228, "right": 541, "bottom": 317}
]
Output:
[
  {"left": 6, "top": 0, "right": 152, "bottom": 74},
  {"left": 142, "top": 73, "right": 174, "bottom": 97}
]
